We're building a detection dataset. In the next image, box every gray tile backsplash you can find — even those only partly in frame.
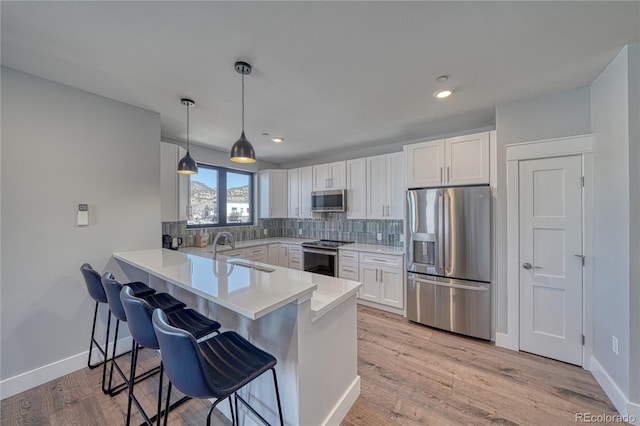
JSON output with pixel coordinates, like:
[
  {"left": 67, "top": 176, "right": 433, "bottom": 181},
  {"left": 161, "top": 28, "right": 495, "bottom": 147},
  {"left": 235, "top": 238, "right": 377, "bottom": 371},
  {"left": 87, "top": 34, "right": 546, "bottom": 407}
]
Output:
[{"left": 162, "top": 215, "right": 403, "bottom": 247}]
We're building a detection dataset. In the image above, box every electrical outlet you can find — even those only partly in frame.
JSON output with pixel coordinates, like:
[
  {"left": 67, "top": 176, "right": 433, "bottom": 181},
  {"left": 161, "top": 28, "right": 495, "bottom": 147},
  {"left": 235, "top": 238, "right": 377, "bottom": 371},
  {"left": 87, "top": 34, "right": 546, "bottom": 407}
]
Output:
[
  {"left": 298, "top": 229, "right": 302, "bottom": 235},
  {"left": 612, "top": 336, "right": 619, "bottom": 355},
  {"left": 400, "top": 234, "right": 405, "bottom": 243},
  {"left": 263, "top": 229, "right": 268, "bottom": 236},
  {"left": 376, "top": 233, "right": 382, "bottom": 241}
]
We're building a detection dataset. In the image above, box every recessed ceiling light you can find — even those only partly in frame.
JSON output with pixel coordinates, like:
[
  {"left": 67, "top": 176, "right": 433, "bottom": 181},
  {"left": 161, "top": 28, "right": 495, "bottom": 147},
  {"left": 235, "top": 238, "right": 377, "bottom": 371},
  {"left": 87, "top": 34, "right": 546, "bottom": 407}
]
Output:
[
  {"left": 271, "top": 136, "right": 284, "bottom": 143},
  {"left": 436, "top": 75, "right": 449, "bottom": 83},
  {"left": 433, "top": 88, "right": 455, "bottom": 99}
]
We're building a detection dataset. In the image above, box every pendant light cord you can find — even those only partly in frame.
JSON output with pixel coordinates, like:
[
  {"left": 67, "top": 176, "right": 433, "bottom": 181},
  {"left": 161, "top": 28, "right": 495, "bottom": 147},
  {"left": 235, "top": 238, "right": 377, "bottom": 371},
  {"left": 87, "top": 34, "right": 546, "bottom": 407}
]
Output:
[
  {"left": 241, "top": 72, "right": 245, "bottom": 132},
  {"left": 186, "top": 102, "right": 190, "bottom": 152}
]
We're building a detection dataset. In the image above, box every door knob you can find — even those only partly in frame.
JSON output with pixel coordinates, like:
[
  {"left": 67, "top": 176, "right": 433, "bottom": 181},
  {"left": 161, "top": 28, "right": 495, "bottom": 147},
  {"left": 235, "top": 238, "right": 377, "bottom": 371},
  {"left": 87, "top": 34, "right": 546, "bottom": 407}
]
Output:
[{"left": 522, "top": 262, "right": 542, "bottom": 270}]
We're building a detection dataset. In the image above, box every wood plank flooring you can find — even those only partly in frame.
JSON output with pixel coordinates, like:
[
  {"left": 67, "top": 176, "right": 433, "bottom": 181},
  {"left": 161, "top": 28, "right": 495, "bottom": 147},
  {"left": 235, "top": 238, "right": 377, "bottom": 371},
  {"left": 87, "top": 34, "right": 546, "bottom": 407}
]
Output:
[{"left": 1, "top": 305, "right": 621, "bottom": 425}]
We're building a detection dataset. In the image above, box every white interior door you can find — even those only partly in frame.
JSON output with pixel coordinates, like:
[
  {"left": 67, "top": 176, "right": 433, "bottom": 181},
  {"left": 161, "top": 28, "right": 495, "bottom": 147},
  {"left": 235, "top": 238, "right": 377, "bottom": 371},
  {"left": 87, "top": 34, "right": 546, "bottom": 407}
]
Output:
[{"left": 519, "top": 155, "right": 583, "bottom": 365}]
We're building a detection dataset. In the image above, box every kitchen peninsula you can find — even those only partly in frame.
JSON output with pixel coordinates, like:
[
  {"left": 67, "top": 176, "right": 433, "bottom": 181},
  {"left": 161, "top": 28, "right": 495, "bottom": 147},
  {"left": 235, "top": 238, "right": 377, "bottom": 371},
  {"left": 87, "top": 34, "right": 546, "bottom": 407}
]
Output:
[{"left": 113, "top": 248, "right": 361, "bottom": 426}]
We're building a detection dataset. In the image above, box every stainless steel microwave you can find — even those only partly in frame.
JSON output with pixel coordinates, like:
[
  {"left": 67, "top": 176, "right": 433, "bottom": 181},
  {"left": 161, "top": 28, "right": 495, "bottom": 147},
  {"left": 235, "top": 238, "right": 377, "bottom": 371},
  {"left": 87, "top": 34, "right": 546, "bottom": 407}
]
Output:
[{"left": 311, "top": 190, "right": 347, "bottom": 212}]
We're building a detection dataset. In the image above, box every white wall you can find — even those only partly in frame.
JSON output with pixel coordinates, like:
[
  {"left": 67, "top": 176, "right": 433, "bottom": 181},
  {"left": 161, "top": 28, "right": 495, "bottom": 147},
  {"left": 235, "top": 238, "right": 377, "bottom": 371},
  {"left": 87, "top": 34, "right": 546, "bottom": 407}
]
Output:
[
  {"left": 0, "top": 68, "right": 161, "bottom": 395},
  {"left": 494, "top": 86, "right": 592, "bottom": 333},
  {"left": 627, "top": 42, "right": 640, "bottom": 407},
  {"left": 591, "top": 46, "right": 630, "bottom": 400}
]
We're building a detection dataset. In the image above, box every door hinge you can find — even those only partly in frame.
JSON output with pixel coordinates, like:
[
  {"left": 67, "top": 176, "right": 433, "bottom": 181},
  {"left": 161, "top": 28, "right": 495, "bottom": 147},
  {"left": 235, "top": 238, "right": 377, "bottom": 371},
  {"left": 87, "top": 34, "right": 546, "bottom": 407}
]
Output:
[
  {"left": 581, "top": 176, "right": 585, "bottom": 187},
  {"left": 582, "top": 335, "right": 585, "bottom": 345}
]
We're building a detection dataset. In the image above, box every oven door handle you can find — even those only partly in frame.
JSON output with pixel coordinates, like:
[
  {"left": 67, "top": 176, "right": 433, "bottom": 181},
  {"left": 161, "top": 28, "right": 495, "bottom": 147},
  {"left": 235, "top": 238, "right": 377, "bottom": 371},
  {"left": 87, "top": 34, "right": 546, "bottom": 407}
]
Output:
[{"left": 302, "top": 248, "right": 338, "bottom": 256}]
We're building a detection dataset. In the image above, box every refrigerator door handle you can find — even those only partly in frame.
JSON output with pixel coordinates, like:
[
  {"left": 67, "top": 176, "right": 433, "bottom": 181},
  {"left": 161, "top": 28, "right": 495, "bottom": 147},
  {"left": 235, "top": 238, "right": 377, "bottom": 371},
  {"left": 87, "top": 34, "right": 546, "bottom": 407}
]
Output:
[
  {"left": 443, "top": 191, "right": 451, "bottom": 274},
  {"left": 437, "top": 192, "right": 444, "bottom": 272}
]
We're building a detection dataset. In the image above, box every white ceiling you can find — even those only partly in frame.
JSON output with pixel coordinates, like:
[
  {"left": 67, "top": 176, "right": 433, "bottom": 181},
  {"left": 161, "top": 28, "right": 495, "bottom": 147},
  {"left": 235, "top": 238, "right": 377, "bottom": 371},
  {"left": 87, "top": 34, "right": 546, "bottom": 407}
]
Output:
[{"left": 2, "top": 1, "right": 639, "bottom": 164}]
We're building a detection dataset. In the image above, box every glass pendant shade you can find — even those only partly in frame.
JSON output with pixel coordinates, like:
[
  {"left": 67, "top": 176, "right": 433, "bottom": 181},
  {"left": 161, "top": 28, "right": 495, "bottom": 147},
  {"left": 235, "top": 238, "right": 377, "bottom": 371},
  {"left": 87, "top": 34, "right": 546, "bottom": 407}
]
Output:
[
  {"left": 177, "top": 150, "right": 198, "bottom": 174},
  {"left": 230, "top": 132, "right": 256, "bottom": 163}
]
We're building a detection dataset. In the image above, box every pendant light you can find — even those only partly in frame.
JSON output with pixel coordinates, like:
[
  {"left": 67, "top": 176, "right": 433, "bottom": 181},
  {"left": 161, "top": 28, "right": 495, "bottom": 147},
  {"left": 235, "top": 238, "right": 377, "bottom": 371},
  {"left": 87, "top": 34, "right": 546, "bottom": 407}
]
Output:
[
  {"left": 230, "top": 61, "right": 256, "bottom": 163},
  {"left": 177, "top": 98, "right": 198, "bottom": 174}
]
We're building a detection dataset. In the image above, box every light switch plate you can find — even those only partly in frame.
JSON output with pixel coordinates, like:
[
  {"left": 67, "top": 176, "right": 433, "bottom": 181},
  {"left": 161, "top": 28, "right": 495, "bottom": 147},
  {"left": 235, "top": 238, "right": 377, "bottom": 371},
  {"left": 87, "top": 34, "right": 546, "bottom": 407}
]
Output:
[{"left": 376, "top": 233, "right": 382, "bottom": 241}]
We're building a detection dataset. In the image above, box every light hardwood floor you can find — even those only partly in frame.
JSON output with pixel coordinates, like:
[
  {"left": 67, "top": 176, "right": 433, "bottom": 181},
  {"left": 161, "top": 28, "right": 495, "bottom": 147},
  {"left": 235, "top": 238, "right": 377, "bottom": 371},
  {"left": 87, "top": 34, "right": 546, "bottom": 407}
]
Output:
[{"left": 2, "top": 305, "right": 621, "bottom": 425}]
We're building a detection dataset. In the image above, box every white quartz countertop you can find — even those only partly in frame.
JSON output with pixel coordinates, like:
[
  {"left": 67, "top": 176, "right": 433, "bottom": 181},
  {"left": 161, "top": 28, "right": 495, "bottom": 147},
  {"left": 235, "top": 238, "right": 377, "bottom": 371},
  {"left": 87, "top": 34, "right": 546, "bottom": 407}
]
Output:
[
  {"left": 339, "top": 243, "right": 405, "bottom": 255},
  {"left": 182, "top": 237, "right": 404, "bottom": 255},
  {"left": 217, "top": 237, "right": 313, "bottom": 251},
  {"left": 114, "top": 248, "right": 361, "bottom": 321}
]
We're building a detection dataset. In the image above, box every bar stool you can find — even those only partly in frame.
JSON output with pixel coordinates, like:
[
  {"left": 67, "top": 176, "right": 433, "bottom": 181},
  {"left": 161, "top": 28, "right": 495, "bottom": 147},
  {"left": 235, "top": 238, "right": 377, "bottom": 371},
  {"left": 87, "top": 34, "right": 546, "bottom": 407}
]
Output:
[
  {"left": 101, "top": 275, "right": 186, "bottom": 396},
  {"left": 152, "top": 309, "right": 285, "bottom": 426},
  {"left": 80, "top": 263, "right": 156, "bottom": 394},
  {"left": 120, "top": 286, "right": 222, "bottom": 426}
]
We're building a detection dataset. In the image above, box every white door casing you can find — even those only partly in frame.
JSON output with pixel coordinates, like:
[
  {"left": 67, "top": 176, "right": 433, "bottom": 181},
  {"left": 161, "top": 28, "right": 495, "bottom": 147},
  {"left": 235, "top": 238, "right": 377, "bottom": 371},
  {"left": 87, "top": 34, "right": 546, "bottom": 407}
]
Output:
[{"left": 518, "top": 155, "right": 583, "bottom": 365}]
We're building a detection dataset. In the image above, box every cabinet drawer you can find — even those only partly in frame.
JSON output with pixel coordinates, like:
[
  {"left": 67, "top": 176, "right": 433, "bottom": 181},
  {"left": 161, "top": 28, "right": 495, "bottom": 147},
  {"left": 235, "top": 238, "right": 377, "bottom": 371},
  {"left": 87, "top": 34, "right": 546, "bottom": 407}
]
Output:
[
  {"left": 339, "top": 261, "right": 359, "bottom": 280},
  {"left": 289, "top": 245, "right": 302, "bottom": 255},
  {"left": 245, "top": 245, "right": 267, "bottom": 257},
  {"left": 222, "top": 249, "right": 246, "bottom": 259},
  {"left": 246, "top": 254, "right": 267, "bottom": 263},
  {"left": 359, "top": 252, "right": 403, "bottom": 267},
  {"left": 339, "top": 250, "right": 358, "bottom": 262},
  {"left": 288, "top": 256, "right": 303, "bottom": 270}
]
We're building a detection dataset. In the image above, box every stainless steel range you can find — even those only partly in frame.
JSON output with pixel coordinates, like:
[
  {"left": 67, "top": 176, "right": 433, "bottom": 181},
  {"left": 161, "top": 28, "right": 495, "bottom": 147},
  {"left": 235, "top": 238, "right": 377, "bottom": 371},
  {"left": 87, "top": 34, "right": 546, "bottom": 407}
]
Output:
[{"left": 301, "top": 240, "right": 351, "bottom": 277}]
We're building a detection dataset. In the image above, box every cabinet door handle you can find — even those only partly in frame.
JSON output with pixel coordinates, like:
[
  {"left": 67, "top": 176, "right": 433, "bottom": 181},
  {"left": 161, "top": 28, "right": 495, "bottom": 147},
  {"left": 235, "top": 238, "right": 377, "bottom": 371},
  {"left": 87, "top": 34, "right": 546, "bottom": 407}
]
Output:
[
  {"left": 440, "top": 167, "right": 443, "bottom": 183},
  {"left": 447, "top": 166, "right": 450, "bottom": 182},
  {"left": 382, "top": 205, "right": 385, "bottom": 216},
  {"left": 375, "top": 269, "right": 378, "bottom": 282},
  {"left": 380, "top": 270, "right": 383, "bottom": 283},
  {"left": 296, "top": 207, "right": 299, "bottom": 216}
]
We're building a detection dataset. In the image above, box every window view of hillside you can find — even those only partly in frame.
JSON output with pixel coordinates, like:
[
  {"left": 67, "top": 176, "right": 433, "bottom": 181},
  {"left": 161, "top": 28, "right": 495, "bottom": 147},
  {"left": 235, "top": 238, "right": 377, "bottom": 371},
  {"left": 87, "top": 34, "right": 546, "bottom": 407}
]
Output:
[
  {"left": 226, "top": 172, "right": 251, "bottom": 223},
  {"left": 187, "top": 165, "right": 253, "bottom": 227}
]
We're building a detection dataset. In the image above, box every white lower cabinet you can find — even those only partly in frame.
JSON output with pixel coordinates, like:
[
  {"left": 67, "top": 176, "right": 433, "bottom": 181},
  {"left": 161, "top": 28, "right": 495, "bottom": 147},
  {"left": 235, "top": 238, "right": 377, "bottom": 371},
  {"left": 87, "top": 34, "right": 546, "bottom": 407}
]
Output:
[
  {"left": 288, "top": 245, "right": 303, "bottom": 270},
  {"left": 267, "top": 243, "right": 301, "bottom": 268},
  {"left": 357, "top": 252, "right": 404, "bottom": 309},
  {"left": 338, "top": 250, "right": 359, "bottom": 281},
  {"left": 244, "top": 245, "right": 267, "bottom": 263},
  {"left": 221, "top": 248, "right": 246, "bottom": 259}
]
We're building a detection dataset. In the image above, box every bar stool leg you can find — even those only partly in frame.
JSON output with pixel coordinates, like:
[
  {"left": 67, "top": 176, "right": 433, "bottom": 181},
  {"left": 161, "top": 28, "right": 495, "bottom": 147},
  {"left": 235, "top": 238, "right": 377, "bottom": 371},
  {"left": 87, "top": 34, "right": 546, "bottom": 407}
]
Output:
[
  {"left": 272, "top": 368, "right": 284, "bottom": 426},
  {"left": 101, "top": 310, "right": 113, "bottom": 394},
  {"left": 156, "top": 363, "right": 164, "bottom": 426},
  {"left": 107, "top": 319, "right": 121, "bottom": 394},
  {"left": 125, "top": 340, "right": 138, "bottom": 426}
]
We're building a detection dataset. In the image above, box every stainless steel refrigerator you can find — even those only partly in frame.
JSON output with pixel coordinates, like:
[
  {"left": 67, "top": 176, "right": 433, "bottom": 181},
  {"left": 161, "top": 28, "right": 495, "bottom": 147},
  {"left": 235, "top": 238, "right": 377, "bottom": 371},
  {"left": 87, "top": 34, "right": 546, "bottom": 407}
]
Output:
[{"left": 406, "top": 185, "right": 491, "bottom": 340}]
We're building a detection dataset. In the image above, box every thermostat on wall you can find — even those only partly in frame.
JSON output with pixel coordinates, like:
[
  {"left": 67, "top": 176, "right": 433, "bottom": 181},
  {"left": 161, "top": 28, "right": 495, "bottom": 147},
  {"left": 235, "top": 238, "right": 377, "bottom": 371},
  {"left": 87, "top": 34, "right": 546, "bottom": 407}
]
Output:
[{"left": 77, "top": 204, "right": 89, "bottom": 226}]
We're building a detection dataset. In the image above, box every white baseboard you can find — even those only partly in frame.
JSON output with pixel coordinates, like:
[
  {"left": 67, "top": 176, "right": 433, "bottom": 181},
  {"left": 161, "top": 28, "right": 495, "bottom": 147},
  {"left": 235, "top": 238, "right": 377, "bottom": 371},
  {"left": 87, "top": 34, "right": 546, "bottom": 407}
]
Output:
[
  {"left": 0, "top": 336, "right": 132, "bottom": 400},
  {"left": 322, "top": 375, "right": 361, "bottom": 426},
  {"left": 495, "top": 332, "right": 518, "bottom": 351},
  {"left": 356, "top": 300, "right": 404, "bottom": 317},
  {"left": 589, "top": 356, "right": 638, "bottom": 425}
]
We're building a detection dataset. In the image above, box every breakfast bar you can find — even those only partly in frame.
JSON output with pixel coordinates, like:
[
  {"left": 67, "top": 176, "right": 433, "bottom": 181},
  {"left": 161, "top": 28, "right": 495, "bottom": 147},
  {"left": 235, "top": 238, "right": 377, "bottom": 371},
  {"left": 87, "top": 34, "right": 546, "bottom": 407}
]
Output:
[{"left": 112, "top": 248, "right": 361, "bottom": 426}]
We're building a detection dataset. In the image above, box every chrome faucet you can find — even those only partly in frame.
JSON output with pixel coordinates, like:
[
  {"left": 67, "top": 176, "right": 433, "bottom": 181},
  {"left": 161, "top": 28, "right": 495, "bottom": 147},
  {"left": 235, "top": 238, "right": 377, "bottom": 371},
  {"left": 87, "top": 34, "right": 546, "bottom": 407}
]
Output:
[{"left": 212, "top": 231, "right": 235, "bottom": 260}]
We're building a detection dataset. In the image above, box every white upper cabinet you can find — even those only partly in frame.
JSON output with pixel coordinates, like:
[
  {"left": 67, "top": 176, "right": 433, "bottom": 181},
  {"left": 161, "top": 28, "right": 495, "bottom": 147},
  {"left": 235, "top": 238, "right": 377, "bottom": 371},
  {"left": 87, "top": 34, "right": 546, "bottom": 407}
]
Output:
[
  {"left": 366, "top": 152, "right": 403, "bottom": 220},
  {"left": 445, "top": 132, "right": 490, "bottom": 186},
  {"left": 346, "top": 158, "right": 367, "bottom": 219},
  {"left": 259, "top": 169, "right": 288, "bottom": 218},
  {"left": 404, "top": 131, "right": 490, "bottom": 188},
  {"left": 160, "top": 142, "right": 189, "bottom": 222},
  {"left": 288, "top": 166, "right": 313, "bottom": 218},
  {"left": 404, "top": 139, "right": 445, "bottom": 188},
  {"left": 386, "top": 152, "right": 404, "bottom": 219},
  {"left": 312, "top": 161, "right": 346, "bottom": 191},
  {"left": 288, "top": 168, "right": 300, "bottom": 218}
]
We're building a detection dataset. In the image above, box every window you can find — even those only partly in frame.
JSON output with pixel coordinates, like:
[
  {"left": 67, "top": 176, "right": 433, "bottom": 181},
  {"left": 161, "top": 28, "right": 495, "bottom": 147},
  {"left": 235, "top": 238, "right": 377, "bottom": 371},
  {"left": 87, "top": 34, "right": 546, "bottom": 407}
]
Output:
[{"left": 187, "top": 164, "right": 254, "bottom": 228}]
